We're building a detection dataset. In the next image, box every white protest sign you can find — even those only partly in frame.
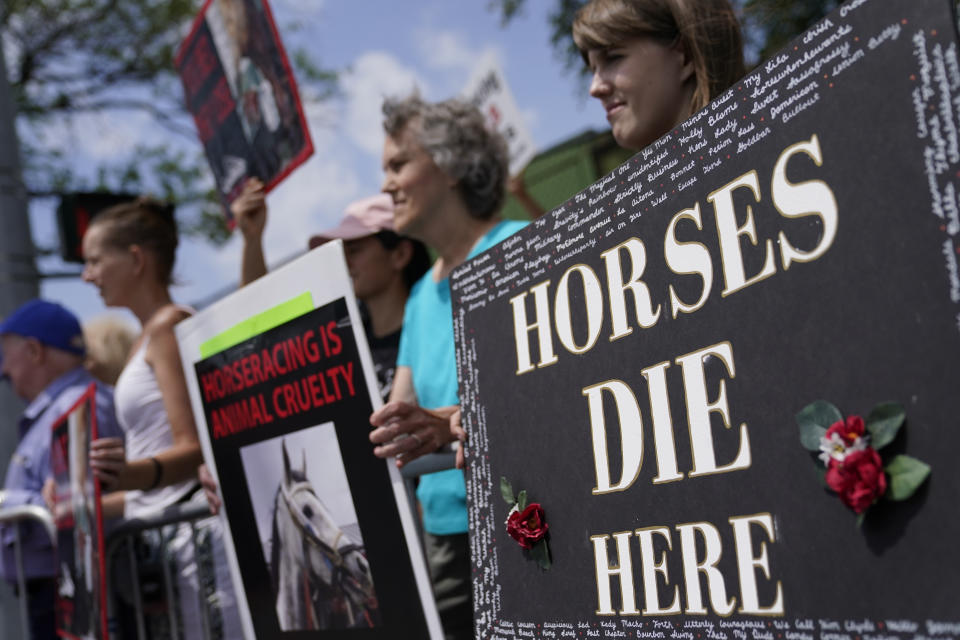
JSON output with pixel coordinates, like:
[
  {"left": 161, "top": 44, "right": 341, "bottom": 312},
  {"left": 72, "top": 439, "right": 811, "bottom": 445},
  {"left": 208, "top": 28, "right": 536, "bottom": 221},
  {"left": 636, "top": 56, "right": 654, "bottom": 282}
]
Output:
[
  {"left": 175, "top": 242, "right": 442, "bottom": 639},
  {"left": 463, "top": 51, "right": 537, "bottom": 175}
]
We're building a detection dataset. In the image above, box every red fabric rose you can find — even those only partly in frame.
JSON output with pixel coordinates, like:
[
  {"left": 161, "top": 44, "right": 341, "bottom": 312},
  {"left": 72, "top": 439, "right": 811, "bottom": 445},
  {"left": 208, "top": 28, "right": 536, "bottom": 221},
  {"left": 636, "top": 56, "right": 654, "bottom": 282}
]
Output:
[
  {"left": 825, "top": 447, "right": 887, "bottom": 513},
  {"left": 825, "top": 415, "right": 866, "bottom": 446},
  {"left": 506, "top": 504, "right": 549, "bottom": 549}
]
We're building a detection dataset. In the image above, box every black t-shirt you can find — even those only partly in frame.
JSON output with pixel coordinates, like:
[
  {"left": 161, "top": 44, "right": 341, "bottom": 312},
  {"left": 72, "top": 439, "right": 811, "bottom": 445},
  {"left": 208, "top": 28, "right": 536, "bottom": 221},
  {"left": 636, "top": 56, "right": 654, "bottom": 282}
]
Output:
[
  {"left": 368, "top": 329, "right": 400, "bottom": 402},
  {"left": 361, "top": 308, "right": 400, "bottom": 402}
]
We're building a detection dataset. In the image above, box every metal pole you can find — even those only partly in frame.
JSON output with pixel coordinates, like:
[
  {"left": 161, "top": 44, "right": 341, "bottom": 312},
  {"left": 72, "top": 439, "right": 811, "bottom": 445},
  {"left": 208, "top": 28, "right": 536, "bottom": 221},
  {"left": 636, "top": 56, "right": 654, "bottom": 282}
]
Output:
[
  {"left": 160, "top": 528, "right": 181, "bottom": 640},
  {"left": 0, "top": 11, "right": 39, "bottom": 303},
  {"left": 0, "top": 16, "right": 40, "bottom": 637},
  {"left": 188, "top": 522, "right": 213, "bottom": 640},
  {"left": 0, "top": 506, "right": 55, "bottom": 639},
  {"left": 127, "top": 537, "right": 148, "bottom": 640},
  {"left": 13, "top": 527, "right": 30, "bottom": 640}
]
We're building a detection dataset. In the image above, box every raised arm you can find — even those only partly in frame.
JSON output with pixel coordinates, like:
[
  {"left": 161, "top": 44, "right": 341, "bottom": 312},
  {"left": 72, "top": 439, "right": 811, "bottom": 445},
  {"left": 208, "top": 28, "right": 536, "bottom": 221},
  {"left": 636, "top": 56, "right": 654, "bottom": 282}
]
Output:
[
  {"left": 508, "top": 168, "right": 545, "bottom": 219},
  {"left": 233, "top": 177, "right": 269, "bottom": 285},
  {"left": 387, "top": 365, "right": 416, "bottom": 404}
]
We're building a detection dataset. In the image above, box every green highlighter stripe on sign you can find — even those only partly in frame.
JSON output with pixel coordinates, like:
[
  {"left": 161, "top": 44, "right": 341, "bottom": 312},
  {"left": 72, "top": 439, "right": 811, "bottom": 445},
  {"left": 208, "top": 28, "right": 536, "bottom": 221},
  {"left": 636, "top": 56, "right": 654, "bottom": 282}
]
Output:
[{"left": 198, "top": 292, "right": 315, "bottom": 359}]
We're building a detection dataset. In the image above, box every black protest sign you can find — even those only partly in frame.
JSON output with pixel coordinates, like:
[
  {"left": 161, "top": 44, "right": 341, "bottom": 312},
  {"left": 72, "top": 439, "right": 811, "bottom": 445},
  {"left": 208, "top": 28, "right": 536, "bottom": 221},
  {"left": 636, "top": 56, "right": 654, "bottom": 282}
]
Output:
[
  {"left": 175, "top": 0, "right": 313, "bottom": 218},
  {"left": 192, "top": 297, "right": 434, "bottom": 638},
  {"left": 50, "top": 384, "right": 108, "bottom": 640},
  {"left": 451, "top": 0, "right": 960, "bottom": 637}
]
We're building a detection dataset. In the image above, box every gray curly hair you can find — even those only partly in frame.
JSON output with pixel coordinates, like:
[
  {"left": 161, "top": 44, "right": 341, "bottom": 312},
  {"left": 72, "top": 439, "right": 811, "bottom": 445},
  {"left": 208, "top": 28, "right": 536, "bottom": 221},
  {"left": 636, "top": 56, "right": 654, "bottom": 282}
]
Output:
[{"left": 382, "top": 94, "right": 508, "bottom": 220}]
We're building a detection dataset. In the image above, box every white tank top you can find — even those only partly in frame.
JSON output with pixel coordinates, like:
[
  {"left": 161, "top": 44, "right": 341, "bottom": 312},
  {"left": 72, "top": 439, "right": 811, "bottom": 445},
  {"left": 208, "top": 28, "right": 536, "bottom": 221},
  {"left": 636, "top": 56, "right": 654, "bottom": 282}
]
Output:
[{"left": 114, "top": 338, "right": 197, "bottom": 519}]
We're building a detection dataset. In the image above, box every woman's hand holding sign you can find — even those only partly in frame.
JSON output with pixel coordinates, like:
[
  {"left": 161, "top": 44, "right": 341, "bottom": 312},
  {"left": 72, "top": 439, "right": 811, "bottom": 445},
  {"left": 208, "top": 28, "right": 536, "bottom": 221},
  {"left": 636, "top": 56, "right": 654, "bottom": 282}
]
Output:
[
  {"left": 198, "top": 464, "right": 221, "bottom": 515},
  {"left": 89, "top": 437, "right": 126, "bottom": 490},
  {"left": 233, "top": 177, "right": 270, "bottom": 286},
  {"left": 369, "top": 402, "right": 462, "bottom": 468},
  {"left": 232, "top": 178, "right": 267, "bottom": 239}
]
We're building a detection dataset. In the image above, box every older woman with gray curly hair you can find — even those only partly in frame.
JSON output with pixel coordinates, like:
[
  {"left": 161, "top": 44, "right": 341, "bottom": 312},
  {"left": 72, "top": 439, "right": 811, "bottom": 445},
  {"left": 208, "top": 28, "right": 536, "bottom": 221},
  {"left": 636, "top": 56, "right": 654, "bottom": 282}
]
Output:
[{"left": 369, "top": 93, "right": 525, "bottom": 640}]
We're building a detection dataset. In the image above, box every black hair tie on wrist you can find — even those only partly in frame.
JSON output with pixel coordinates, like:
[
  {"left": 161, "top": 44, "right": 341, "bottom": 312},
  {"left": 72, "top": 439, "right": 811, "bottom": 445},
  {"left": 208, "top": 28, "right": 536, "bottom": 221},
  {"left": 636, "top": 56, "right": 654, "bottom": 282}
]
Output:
[{"left": 146, "top": 456, "right": 164, "bottom": 491}]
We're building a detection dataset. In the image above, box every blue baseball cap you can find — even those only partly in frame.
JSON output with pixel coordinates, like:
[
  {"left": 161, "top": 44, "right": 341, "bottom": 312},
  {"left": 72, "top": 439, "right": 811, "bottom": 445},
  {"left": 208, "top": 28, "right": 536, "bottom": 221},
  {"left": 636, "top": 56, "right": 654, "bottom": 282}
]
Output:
[{"left": 0, "top": 299, "right": 85, "bottom": 356}]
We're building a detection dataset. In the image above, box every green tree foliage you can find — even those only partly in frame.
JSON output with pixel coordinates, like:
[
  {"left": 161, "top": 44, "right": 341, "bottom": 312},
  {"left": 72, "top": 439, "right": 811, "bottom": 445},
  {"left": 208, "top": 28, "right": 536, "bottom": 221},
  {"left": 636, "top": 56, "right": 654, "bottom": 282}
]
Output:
[
  {"left": 495, "top": 0, "right": 587, "bottom": 74},
  {"left": 738, "top": 0, "right": 840, "bottom": 63},
  {"left": 1, "top": 0, "right": 336, "bottom": 244}
]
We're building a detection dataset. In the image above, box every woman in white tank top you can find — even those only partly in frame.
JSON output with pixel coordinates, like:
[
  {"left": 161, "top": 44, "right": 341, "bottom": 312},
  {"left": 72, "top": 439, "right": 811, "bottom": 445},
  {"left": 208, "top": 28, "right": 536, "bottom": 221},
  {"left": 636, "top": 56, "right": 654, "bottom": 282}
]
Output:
[
  {"left": 112, "top": 330, "right": 199, "bottom": 518},
  {"left": 81, "top": 197, "right": 241, "bottom": 639}
]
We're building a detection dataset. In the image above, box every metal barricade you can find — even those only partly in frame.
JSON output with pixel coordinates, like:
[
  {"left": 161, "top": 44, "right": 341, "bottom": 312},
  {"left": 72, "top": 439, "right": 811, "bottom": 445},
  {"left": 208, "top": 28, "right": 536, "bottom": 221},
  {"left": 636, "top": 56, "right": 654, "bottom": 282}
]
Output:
[
  {"left": 97, "top": 453, "right": 455, "bottom": 640},
  {"left": 0, "top": 505, "right": 57, "bottom": 640},
  {"left": 400, "top": 451, "right": 457, "bottom": 479},
  {"left": 104, "top": 502, "right": 219, "bottom": 640},
  {"left": 0, "top": 454, "right": 457, "bottom": 640}
]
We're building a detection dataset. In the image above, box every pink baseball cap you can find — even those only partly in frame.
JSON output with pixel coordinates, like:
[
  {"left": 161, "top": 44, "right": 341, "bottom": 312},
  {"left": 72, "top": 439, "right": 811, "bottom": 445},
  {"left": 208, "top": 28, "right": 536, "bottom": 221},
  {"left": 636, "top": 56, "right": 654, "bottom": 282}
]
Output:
[{"left": 308, "top": 194, "right": 395, "bottom": 249}]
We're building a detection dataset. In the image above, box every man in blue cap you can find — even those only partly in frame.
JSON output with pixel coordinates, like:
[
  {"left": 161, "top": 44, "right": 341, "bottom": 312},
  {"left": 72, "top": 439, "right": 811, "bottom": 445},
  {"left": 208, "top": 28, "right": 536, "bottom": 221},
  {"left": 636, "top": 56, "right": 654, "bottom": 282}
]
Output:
[{"left": 0, "top": 299, "right": 122, "bottom": 640}]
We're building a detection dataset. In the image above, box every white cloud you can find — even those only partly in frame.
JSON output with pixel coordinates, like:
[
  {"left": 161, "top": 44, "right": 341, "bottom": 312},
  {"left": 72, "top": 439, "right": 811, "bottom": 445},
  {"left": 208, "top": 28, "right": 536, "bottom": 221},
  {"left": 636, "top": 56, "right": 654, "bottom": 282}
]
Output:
[
  {"left": 262, "top": 154, "right": 362, "bottom": 258},
  {"left": 171, "top": 235, "right": 241, "bottom": 308},
  {"left": 81, "top": 111, "right": 158, "bottom": 160},
  {"left": 302, "top": 93, "right": 338, "bottom": 133},
  {"left": 170, "top": 149, "right": 364, "bottom": 309},
  {"left": 259, "top": 86, "right": 368, "bottom": 260},
  {"left": 415, "top": 29, "right": 482, "bottom": 73},
  {"left": 340, "top": 51, "right": 423, "bottom": 155},
  {"left": 22, "top": 109, "right": 162, "bottom": 165}
]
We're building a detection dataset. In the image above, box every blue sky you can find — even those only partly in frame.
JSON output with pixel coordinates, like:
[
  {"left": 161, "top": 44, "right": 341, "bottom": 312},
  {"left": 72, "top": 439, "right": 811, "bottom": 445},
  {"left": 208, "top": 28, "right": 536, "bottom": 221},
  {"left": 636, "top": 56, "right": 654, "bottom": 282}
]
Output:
[{"left": 27, "top": 0, "right": 608, "bottom": 327}]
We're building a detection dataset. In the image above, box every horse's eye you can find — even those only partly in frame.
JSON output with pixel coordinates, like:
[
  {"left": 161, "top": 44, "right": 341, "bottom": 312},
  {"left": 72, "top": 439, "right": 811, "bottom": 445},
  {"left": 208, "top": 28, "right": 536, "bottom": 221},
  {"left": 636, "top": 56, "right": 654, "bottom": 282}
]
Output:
[{"left": 302, "top": 505, "right": 313, "bottom": 519}]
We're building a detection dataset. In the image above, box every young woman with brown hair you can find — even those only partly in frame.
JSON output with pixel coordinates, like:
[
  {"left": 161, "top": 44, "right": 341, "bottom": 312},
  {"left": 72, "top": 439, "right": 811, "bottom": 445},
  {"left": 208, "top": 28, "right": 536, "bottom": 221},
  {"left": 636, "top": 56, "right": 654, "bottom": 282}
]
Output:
[
  {"left": 573, "top": 0, "right": 745, "bottom": 151},
  {"left": 81, "top": 198, "right": 240, "bottom": 638}
]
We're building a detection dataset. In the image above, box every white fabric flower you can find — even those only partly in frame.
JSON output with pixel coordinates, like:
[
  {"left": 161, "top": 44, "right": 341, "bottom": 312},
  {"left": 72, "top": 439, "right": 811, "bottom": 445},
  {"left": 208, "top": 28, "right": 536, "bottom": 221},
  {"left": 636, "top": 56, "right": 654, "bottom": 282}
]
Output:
[{"left": 818, "top": 432, "right": 868, "bottom": 466}]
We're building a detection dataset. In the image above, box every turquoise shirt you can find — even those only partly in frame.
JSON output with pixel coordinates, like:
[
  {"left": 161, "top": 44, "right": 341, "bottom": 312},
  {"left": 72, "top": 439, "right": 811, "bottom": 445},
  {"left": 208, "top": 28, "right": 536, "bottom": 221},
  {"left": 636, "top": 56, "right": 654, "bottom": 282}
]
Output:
[{"left": 399, "top": 219, "right": 527, "bottom": 535}]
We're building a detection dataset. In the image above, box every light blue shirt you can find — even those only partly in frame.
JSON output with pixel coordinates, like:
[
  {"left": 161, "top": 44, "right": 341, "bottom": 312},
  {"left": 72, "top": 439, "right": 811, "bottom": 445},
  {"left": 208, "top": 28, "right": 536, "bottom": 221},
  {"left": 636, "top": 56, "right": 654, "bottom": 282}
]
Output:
[
  {"left": 399, "top": 219, "right": 527, "bottom": 535},
  {"left": 1, "top": 367, "right": 122, "bottom": 581}
]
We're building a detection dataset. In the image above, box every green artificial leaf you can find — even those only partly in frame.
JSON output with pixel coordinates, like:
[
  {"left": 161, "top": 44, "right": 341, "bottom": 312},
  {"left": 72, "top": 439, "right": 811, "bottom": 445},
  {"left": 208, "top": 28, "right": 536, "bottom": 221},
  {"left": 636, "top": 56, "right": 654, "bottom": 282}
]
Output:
[
  {"left": 517, "top": 490, "right": 528, "bottom": 511},
  {"left": 531, "top": 540, "right": 552, "bottom": 570},
  {"left": 813, "top": 465, "right": 827, "bottom": 488},
  {"left": 529, "top": 540, "right": 544, "bottom": 565},
  {"left": 855, "top": 511, "right": 866, "bottom": 528},
  {"left": 866, "top": 402, "right": 905, "bottom": 450},
  {"left": 799, "top": 423, "right": 828, "bottom": 452},
  {"left": 796, "top": 400, "right": 842, "bottom": 451},
  {"left": 885, "top": 455, "right": 931, "bottom": 501},
  {"left": 500, "top": 477, "right": 516, "bottom": 506}
]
